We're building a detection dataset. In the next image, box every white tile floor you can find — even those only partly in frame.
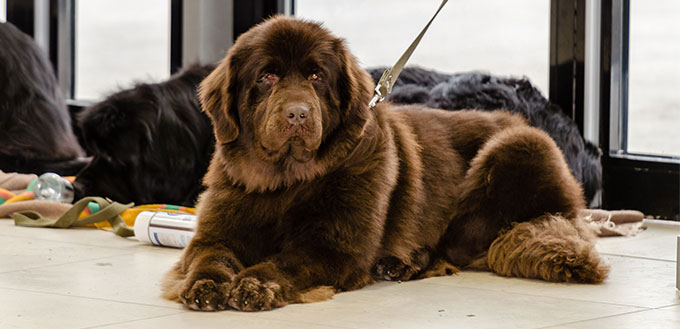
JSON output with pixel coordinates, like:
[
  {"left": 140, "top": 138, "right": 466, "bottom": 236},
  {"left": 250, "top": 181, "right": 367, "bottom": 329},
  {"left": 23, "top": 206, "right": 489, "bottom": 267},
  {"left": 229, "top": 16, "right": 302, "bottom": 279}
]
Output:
[{"left": 0, "top": 219, "right": 678, "bottom": 329}]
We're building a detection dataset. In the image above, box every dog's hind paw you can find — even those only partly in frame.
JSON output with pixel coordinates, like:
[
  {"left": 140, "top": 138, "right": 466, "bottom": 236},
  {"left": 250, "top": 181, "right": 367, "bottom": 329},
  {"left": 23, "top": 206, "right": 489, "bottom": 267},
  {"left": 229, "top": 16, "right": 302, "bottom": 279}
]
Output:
[
  {"left": 374, "top": 256, "right": 421, "bottom": 281},
  {"left": 180, "top": 279, "right": 230, "bottom": 311},
  {"left": 546, "top": 251, "right": 610, "bottom": 283}
]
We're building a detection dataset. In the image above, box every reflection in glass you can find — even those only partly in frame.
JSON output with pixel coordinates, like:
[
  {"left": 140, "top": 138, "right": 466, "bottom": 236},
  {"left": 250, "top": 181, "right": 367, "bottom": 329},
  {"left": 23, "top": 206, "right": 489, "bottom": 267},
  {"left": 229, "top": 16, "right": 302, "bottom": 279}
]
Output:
[
  {"left": 296, "top": 0, "right": 549, "bottom": 94},
  {"left": 627, "top": 0, "right": 680, "bottom": 156},
  {"left": 0, "top": 0, "right": 6, "bottom": 22},
  {"left": 75, "top": 0, "right": 169, "bottom": 100}
]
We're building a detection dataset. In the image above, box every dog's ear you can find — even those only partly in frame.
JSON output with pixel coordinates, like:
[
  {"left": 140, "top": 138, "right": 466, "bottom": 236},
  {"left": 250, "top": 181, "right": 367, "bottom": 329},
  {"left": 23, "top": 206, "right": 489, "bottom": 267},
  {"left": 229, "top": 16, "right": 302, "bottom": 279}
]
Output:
[
  {"left": 333, "top": 38, "right": 375, "bottom": 132},
  {"left": 198, "top": 55, "right": 239, "bottom": 144}
]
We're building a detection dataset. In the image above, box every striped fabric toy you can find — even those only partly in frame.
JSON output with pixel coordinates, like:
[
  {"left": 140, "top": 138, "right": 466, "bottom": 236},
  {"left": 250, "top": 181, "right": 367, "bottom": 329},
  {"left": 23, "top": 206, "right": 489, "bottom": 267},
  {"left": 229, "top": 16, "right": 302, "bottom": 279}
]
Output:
[
  {"left": 0, "top": 177, "right": 41, "bottom": 205},
  {"left": 85, "top": 203, "right": 196, "bottom": 231}
]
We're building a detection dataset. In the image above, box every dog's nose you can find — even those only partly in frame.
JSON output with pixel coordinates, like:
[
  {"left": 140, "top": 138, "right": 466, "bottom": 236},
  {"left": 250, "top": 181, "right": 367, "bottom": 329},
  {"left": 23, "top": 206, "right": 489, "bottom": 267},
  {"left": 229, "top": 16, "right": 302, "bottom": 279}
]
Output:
[{"left": 284, "top": 104, "right": 310, "bottom": 125}]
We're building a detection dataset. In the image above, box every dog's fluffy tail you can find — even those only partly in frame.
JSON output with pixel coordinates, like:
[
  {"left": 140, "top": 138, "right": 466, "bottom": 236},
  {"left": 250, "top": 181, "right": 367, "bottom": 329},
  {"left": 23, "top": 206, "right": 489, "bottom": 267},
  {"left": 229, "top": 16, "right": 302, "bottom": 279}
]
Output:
[{"left": 487, "top": 214, "right": 609, "bottom": 283}]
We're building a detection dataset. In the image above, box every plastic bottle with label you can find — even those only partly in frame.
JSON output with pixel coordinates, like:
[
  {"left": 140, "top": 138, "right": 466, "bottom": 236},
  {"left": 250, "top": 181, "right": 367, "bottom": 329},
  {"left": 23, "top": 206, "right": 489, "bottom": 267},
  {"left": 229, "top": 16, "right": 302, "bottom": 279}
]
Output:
[{"left": 133, "top": 211, "right": 197, "bottom": 248}]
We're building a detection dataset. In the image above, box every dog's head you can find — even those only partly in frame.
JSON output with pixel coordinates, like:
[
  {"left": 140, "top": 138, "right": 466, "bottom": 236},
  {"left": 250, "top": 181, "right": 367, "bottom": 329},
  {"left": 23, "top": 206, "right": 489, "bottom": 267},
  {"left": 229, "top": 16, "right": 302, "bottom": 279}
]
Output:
[
  {"left": 74, "top": 65, "right": 214, "bottom": 205},
  {"left": 201, "top": 16, "right": 375, "bottom": 191}
]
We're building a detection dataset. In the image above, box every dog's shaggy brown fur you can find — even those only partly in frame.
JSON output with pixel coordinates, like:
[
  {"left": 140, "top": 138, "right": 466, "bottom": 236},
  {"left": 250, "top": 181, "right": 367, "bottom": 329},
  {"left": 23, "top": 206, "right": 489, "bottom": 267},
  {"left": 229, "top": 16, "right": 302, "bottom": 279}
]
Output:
[
  {"left": 488, "top": 214, "right": 609, "bottom": 283},
  {"left": 162, "top": 16, "right": 608, "bottom": 312}
]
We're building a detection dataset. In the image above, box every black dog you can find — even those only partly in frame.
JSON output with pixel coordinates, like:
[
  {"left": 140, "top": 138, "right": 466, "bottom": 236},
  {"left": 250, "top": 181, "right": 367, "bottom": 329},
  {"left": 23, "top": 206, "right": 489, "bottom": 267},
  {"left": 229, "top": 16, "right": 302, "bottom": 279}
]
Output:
[
  {"left": 368, "top": 67, "right": 602, "bottom": 207},
  {"left": 73, "top": 64, "right": 215, "bottom": 206},
  {"left": 0, "top": 22, "right": 86, "bottom": 176}
]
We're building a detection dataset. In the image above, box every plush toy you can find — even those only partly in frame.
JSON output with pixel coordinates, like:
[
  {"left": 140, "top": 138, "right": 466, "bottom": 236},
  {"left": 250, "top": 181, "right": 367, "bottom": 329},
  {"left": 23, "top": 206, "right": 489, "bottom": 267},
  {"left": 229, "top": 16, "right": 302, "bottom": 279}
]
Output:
[{"left": 579, "top": 209, "right": 646, "bottom": 237}]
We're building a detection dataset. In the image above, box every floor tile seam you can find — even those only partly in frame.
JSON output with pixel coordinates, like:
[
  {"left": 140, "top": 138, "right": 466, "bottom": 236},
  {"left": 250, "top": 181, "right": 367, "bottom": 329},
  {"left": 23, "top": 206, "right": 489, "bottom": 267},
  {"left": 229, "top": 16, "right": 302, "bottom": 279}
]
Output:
[
  {"left": 0, "top": 286, "right": 181, "bottom": 310},
  {"left": 599, "top": 252, "right": 676, "bottom": 262},
  {"left": 239, "top": 313, "right": 360, "bottom": 329},
  {"left": 596, "top": 231, "right": 680, "bottom": 246},
  {"left": 642, "top": 219, "right": 680, "bottom": 228},
  {"left": 596, "top": 236, "right": 658, "bottom": 245},
  {"left": 0, "top": 251, "right": 142, "bottom": 274},
  {"left": 533, "top": 307, "right": 655, "bottom": 329},
  {"left": 653, "top": 303, "right": 680, "bottom": 310},
  {"left": 77, "top": 312, "right": 189, "bottom": 329},
  {"left": 0, "top": 232, "right": 180, "bottom": 257},
  {"left": 414, "top": 279, "right": 654, "bottom": 309},
  {"left": 80, "top": 309, "right": 357, "bottom": 329},
  {"left": 0, "top": 232, "right": 143, "bottom": 250}
]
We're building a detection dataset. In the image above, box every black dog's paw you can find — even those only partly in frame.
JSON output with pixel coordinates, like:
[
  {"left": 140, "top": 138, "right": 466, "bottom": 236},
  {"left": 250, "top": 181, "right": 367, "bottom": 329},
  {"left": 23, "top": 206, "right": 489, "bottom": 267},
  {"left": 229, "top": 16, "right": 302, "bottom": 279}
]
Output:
[
  {"left": 374, "top": 256, "right": 420, "bottom": 281},
  {"left": 180, "top": 279, "right": 230, "bottom": 311},
  {"left": 228, "top": 277, "right": 287, "bottom": 311}
]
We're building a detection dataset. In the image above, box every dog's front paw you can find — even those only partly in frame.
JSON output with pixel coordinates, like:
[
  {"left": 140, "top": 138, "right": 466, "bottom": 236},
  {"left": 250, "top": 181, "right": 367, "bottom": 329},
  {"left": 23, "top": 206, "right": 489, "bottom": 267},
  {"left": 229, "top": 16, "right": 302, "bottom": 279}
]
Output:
[
  {"left": 374, "top": 256, "right": 420, "bottom": 281},
  {"left": 180, "top": 279, "right": 230, "bottom": 311},
  {"left": 228, "top": 277, "right": 286, "bottom": 311}
]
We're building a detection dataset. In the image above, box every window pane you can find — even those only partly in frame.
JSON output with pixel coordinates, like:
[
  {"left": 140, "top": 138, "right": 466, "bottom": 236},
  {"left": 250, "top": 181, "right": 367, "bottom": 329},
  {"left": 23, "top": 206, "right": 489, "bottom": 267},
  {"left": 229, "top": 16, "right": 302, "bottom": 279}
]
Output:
[
  {"left": 296, "top": 0, "right": 550, "bottom": 95},
  {"left": 75, "top": 0, "right": 169, "bottom": 101},
  {"left": 0, "top": 0, "right": 6, "bottom": 22},
  {"left": 628, "top": 0, "right": 680, "bottom": 156}
]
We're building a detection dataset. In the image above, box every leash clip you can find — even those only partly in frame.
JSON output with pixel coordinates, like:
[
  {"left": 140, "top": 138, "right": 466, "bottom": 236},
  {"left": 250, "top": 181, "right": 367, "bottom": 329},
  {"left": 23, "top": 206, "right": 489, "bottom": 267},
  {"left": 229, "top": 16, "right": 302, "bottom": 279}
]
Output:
[
  {"left": 366, "top": 0, "right": 448, "bottom": 108},
  {"left": 369, "top": 69, "right": 393, "bottom": 108}
]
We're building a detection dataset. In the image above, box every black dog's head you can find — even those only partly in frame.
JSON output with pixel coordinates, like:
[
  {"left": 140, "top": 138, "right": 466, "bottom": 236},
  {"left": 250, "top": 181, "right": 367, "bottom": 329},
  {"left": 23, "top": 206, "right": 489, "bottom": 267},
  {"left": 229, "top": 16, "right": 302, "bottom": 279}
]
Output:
[{"left": 73, "top": 64, "right": 215, "bottom": 205}]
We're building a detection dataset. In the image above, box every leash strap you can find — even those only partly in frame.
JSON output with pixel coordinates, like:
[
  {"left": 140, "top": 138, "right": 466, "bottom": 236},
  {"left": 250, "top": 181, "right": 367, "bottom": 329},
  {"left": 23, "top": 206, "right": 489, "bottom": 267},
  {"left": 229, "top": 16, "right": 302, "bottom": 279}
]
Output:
[
  {"left": 369, "top": 0, "right": 449, "bottom": 108},
  {"left": 12, "top": 197, "right": 135, "bottom": 237}
]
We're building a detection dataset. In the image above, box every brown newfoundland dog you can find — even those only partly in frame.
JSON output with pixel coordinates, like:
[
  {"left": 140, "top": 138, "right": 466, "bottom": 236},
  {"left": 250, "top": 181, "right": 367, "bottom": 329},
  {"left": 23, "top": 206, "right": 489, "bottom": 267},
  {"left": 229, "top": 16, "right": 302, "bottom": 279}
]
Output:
[{"left": 163, "top": 16, "right": 608, "bottom": 311}]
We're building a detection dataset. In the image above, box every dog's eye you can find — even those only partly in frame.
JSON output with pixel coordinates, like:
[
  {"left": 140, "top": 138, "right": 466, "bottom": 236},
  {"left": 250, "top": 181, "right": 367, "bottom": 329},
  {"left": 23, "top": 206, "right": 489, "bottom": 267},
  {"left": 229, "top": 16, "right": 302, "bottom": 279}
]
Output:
[
  {"left": 308, "top": 72, "right": 323, "bottom": 82},
  {"left": 257, "top": 73, "right": 279, "bottom": 84}
]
